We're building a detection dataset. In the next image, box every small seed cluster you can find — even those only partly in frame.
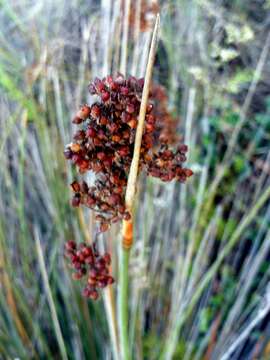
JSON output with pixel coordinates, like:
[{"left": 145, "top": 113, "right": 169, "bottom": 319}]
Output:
[
  {"left": 151, "top": 84, "right": 179, "bottom": 145},
  {"left": 65, "top": 240, "right": 113, "bottom": 300},
  {"left": 64, "top": 74, "right": 193, "bottom": 232}
]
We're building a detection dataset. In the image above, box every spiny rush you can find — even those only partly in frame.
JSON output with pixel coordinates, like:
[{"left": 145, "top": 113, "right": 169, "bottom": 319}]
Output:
[
  {"left": 64, "top": 74, "right": 193, "bottom": 232},
  {"left": 64, "top": 74, "right": 193, "bottom": 299}
]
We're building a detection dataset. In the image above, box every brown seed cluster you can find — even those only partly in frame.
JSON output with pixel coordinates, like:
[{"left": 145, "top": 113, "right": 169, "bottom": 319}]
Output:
[
  {"left": 65, "top": 240, "right": 114, "bottom": 300},
  {"left": 151, "top": 84, "right": 180, "bottom": 145},
  {"left": 122, "top": 0, "right": 160, "bottom": 32},
  {"left": 64, "top": 74, "right": 193, "bottom": 231}
]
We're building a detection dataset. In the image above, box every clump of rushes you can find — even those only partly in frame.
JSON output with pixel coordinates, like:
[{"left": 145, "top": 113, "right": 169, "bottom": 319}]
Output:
[
  {"left": 64, "top": 74, "right": 193, "bottom": 233},
  {"left": 65, "top": 240, "right": 113, "bottom": 300}
]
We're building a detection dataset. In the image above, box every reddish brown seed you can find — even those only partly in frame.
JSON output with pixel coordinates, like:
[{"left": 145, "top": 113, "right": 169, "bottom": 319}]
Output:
[
  {"left": 70, "top": 181, "right": 80, "bottom": 192},
  {"left": 145, "top": 123, "right": 154, "bottom": 132},
  {"left": 178, "top": 144, "right": 188, "bottom": 153},
  {"left": 97, "top": 280, "right": 107, "bottom": 288},
  {"left": 77, "top": 105, "right": 91, "bottom": 120},
  {"left": 118, "top": 146, "right": 129, "bottom": 157},
  {"left": 108, "top": 122, "right": 118, "bottom": 133},
  {"left": 82, "top": 247, "right": 92, "bottom": 257},
  {"left": 107, "top": 276, "right": 115, "bottom": 285},
  {"left": 93, "top": 138, "right": 102, "bottom": 146},
  {"left": 86, "top": 196, "right": 96, "bottom": 206},
  {"left": 86, "top": 127, "right": 97, "bottom": 138},
  {"left": 92, "top": 162, "right": 103, "bottom": 173},
  {"left": 112, "top": 135, "right": 121, "bottom": 142},
  {"left": 121, "top": 112, "right": 131, "bottom": 123},
  {"left": 118, "top": 205, "right": 125, "bottom": 214},
  {"left": 78, "top": 159, "right": 89, "bottom": 171},
  {"left": 91, "top": 104, "right": 101, "bottom": 118},
  {"left": 128, "top": 119, "right": 137, "bottom": 129},
  {"left": 111, "top": 82, "right": 118, "bottom": 91},
  {"left": 71, "top": 195, "right": 80, "bottom": 207},
  {"left": 95, "top": 79, "right": 105, "bottom": 92},
  {"left": 85, "top": 255, "right": 94, "bottom": 264},
  {"left": 97, "top": 129, "right": 106, "bottom": 139},
  {"left": 101, "top": 91, "right": 110, "bottom": 102},
  {"left": 72, "top": 116, "right": 83, "bottom": 124},
  {"left": 70, "top": 143, "right": 81, "bottom": 152},
  {"left": 71, "top": 154, "right": 80, "bottom": 164},
  {"left": 123, "top": 211, "right": 131, "bottom": 221},
  {"left": 126, "top": 104, "right": 135, "bottom": 114},
  {"left": 77, "top": 251, "right": 85, "bottom": 263},
  {"left": 103, "top": 253, "right": 111, "bottom": 265},
  {"left": 104, "top": 157, "right": 113, "bottom": 167},
  {"left": 107, "top": 194, "right": 120, "bottom": 206},
  {"left": 89, "top": 268, "right": 98, "bottom": 278},
  {"left": 88, "top": 277, "right": 97, "bottom": 286},
  {"left": 70, "top": 254, "right": 78, "bottom": 263},
  {"left": 156, "top": 158, "right": 165, "bottom": 167},
  {"left": 73, "top": 130, "right": 86, "bottom": 141},
  {"left": 122, "top": 130, "right": 130, "bottom": 139},
  {"left": 163, "top": 150, "right": 173, "bottom": 159},
  {"left": 96, "top": 258, "right": 106, "bottom": 269},
  {"left": 89, "top": 290, "right": 99, "bottom": 300},
  {"left": 97, "top": 152, "right": 106, "bottom": 161},
  {"left": 101, "top": 268, "right": 109, "bottom": 275},
  {"left": 120, "top": 86, "right": 129, "bottom": 95},
  {"left": 81, "top": 181, "right": 89, "bottom": 193},
  {"left": 143, "top": 134, "right": 153, "bottom": 149},
  {"left": 146, "top": 114, "right": 155, "bottom": 124},
  {"left": 146, "top": 104, "right": 153, "bottom": 113},
  {"left": 100, "top": 116, "right": 108, "bottom": 125},
  {"left": 65, "top": 240, "right": 76, "bottom": 251},
  {"left": 184, "top": 168, "right": 193, "bottom": 177},
  {"left": 113, "top": 187, "right": 123, "bottom": 195}
]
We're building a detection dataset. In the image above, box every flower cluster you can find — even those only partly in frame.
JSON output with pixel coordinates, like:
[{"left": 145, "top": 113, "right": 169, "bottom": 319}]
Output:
[
  {"left": 151, "top": 84, "right": 179, "bottom": 145},
  {"left": 65, "top": 240, "right": 113, "bottom": 300},
  {"left": 64, "top": 74, "right": 193, "bottom": 232},
  {"left": 123, "top": 0, "right": 159, "bottom": 32}
]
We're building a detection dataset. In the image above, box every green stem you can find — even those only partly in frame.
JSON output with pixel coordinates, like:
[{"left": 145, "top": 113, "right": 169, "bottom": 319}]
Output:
[{"left": 118, "top": 246, "right": 131, "bottom": 360}]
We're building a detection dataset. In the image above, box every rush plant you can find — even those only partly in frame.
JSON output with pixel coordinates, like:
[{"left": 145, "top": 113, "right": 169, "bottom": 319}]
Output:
[{"left": 63, "top": 15, "right": 192, "bottom": 358}]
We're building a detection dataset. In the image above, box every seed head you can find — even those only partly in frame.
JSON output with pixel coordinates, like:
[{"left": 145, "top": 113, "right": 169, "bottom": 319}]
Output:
[{"left": 65, "top": 241, "right": 114, "bottom": 300}]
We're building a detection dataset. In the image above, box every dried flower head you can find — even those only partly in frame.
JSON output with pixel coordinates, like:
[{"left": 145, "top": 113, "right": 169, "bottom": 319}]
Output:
[
  {"left": 64, "top": 74, "right": 193, "bottom": 232},
  {"left": 65, "top": 240, "right": 114, "bottom": 300}
]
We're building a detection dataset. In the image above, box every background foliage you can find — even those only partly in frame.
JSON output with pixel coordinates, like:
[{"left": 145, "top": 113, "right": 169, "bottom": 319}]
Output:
[{"left": 0, "top": 0, "right": 270, "bottom": 359}]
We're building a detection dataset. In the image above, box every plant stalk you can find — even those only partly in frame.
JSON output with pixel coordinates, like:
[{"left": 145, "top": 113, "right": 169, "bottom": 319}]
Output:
[{"left": 118, "top": 14, "right": 160, "bottom": 360}]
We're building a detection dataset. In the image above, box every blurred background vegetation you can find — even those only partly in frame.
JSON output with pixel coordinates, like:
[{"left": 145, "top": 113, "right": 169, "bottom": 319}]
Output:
[{"left": 0, "top": 0, "right": 270, "bottom": 359}]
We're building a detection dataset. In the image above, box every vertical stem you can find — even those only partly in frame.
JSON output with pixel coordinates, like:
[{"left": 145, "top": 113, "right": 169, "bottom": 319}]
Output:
[
  {"left": 118, "top": 14, "right": 160, "bottom": 360},
  {"left": 103, "top": 286, "right": 119, "bottom": 360},
  {"left": 35, "top": 227, "right": 68, "bottom": 360},
  {"left": 120, "top": 0, "right": 131, "bottom": 75},
  {"left": 118, "top": 246, "right": 131, "bottom": 359}
]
